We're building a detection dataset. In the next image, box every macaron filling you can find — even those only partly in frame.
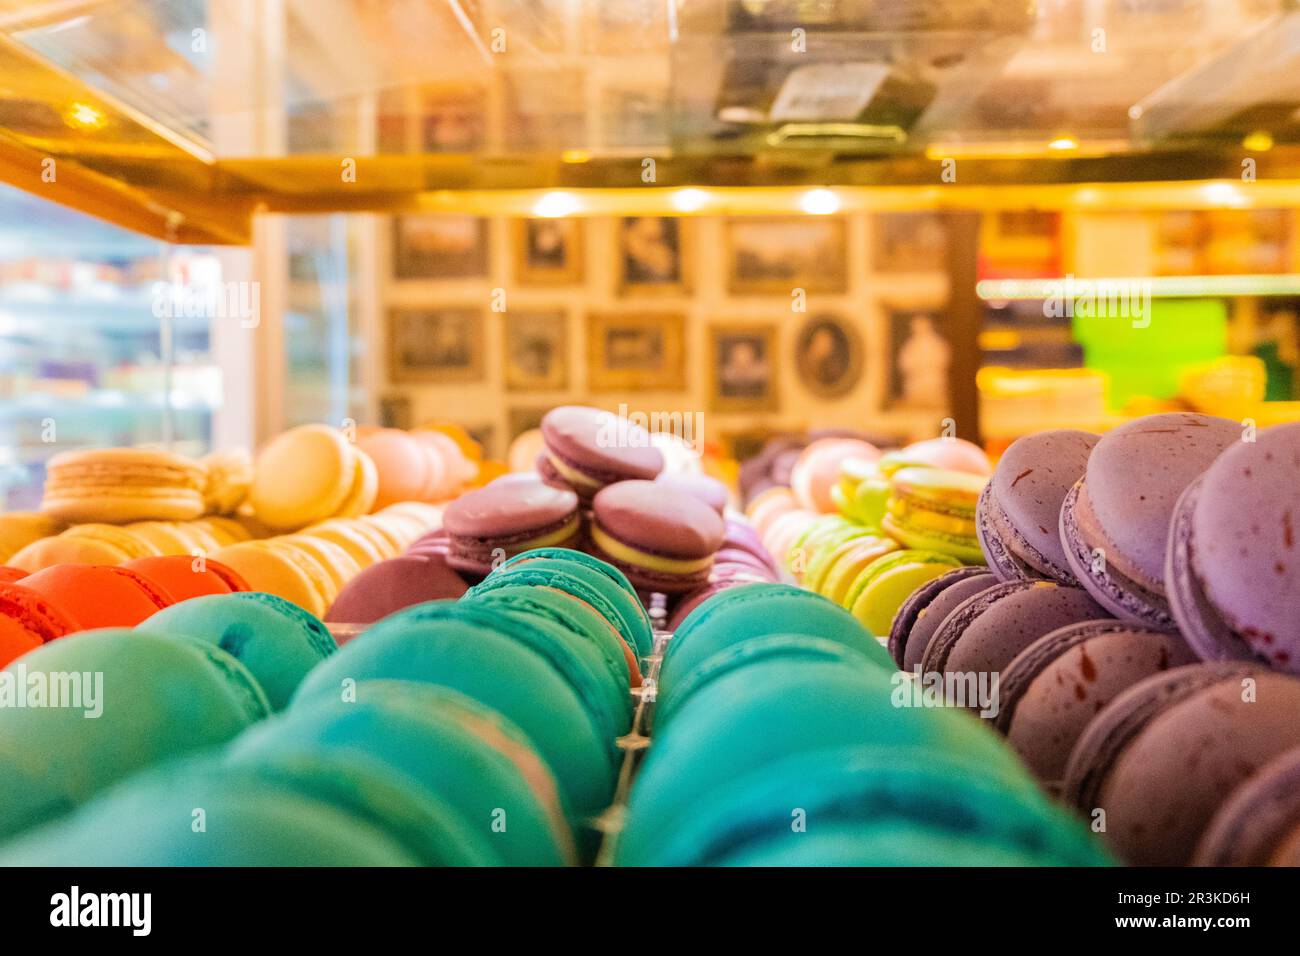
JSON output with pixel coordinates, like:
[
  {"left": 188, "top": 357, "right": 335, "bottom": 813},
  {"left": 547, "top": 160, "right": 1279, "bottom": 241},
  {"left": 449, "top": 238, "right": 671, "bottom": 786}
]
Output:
[{"left": 448, "top": 513, "right": 582, "bottom": 568}]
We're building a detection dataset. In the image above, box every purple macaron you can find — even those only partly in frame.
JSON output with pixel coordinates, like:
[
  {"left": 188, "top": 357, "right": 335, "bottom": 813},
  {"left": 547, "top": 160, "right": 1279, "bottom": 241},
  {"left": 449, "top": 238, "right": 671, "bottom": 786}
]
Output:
[
  {"left": 540, "top": 406, "right": 663, "bottom": 500},
  {"left": 589, "top": 480, "right": 723, "bottom": 594},
  {"left": 977, "top": 430, "right": 1098, "bottom": 585},
  {"left": 1059, "top": 412, "right": 1239, "bottom": 631},
  {"left": 1166, "top": 421, "right": 1300, "bottom": 675},
  {"left": 1192, "top": 745, "right": 1300, "bottom": 866},
  {"left": 995, "top": 620, "right": 1196, "bottom": 789},
  {"left": 919, "top": 580, "right": 1107, "bottom": 685},
  {"left": 1062, "top": 663, "right": 1300, "bottom": 865},
  {"left": 887, "top": 567, "right": 999, "bottom": 670},
  {"left": 325, "top": 553, "right": 468, "bottom": 624},
  {"left": 442, "top": 474, "right": 581, "bottom": 575},
  {"left": 654, "top": 472, "right": 729, "bottom": 516}
]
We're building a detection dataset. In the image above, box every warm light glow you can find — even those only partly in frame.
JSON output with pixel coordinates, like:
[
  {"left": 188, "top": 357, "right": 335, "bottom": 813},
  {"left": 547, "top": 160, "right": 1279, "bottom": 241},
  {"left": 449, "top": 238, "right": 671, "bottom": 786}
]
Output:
[
  {"left": 65, "top": 102, "right": 106, "bottom": 129},
  {"left": 977, "top": 275, "right": 1300, "bottom": 300},
  {"left": 799, "top": 188, "right": 841, "bottom": 215},
  {"left": 1201, "top": 182, "right": 1247, "bottom": 207},
  {"left": 670, "top": 188, "right": 710, "bottom": 213},
  {"left": 1242, "top": 131, "right": 1274, "bottom": 152},
  {"left": 560, "top": 150, "right": 592, "bottom": 164},
  {"left": 531, "top": 191, "right": 581, "bottom": 218},
  {"left": 1047, "top": 136, "right": 1079, "bottom": 151}
]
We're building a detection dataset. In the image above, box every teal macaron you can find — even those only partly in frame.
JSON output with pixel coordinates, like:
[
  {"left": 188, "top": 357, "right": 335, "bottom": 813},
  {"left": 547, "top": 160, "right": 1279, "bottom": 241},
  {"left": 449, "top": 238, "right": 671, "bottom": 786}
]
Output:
[
  {"left": 481, "top": 551, "right": 654, "bottom": 660},
  {"left": 618, "top": 649, "right": 1021, "bottom": 866},
  {"left": 659, "top": 582, "right": 894, "bottom": 694},
  {"left": 0, "top": 628, "right": 270, "bottom": 841},
  {"left": 232, "top": 680, "right": 576, "bottom": 866},
  {"left": 463, "top": 585, "right": 633, "bottom": 732},
  {"left": 292, "top": 600, "right": 618, "bottom": 821},
  {"left": 632, "top": 744, "right": 1109, "bottom": 867},
  {"left": 137, "top": 591, "right": 337, "bottom": 710},
  {"left": 0, "top": 758, "right": 420, "bottom": 866}
]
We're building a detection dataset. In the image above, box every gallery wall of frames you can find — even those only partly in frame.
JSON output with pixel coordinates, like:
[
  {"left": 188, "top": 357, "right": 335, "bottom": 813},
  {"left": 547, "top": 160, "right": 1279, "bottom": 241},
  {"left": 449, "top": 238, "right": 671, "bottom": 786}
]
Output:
[{"left": 377, "top": 211, "right": 955, "bottom": 458}]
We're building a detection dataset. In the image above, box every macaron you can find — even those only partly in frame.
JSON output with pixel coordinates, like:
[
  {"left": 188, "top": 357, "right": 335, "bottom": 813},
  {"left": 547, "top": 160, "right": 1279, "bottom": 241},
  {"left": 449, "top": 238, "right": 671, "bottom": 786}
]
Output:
[
  {"left": 0, "top": 758, "right": 420, "bottom": 867},
  {"left": 325, "top": 553, "right": 468, "bottom": 624},
  {"left": 1193, "top": 746, "right": 1300, "bottom": 866},
  {"left": 843, "top": 549, "right": 964, "bottom": 637},
  {"left": 745, "top": 486, "right": 799, "bottom": 539},
  {"left": 1059, "top": 412, "right": 1239, "bottom": 630},
  {"left": 0, "top": 512, "right": 64, "bottom": 564},
  {"left": 0, "top": 581, "right": 78, "bottom": 655},
  {"left": 124, "top": 554, "right": 249, "bottom": 601},
  {"left": 209, "top": 540, "right": 331, "bottom": 616},
  {"left": 660, "top": 583, "right": 894, "bottom": 694},
  {"left": 790, "top": 438, "right": 882, "bottom": 513},
  {"left": 654, "top": 472, "right": 728, "bottom": 515},
  {"left": 919, "top": 580, "right": 1107, "bottom": 685},
  {"left": 137, "top": 591, "right": 336, "bottom": 710},
  {"left": 1166, "top": 421, "right": 1300, "bottom": 674},
  {"left": 306, "top": 519, "right": 388, "bottom": 568},
  {"left": 442, "top": 475, "right": 581, "bottom": 576},
  {"left": 814, "top": 534, "right": 900, "bottom": 606},
  {"left": 589, "top": 479, "right": 723, "bottom": 594},
  {"left": 976, "top": 429, "right": 1099, "bottom": 585},
  {"left": 539, "top": 405, "right": 664, "bottom": 500},
  {"left": 249, "top": 424, "right": 357, "bottom": 531},
  {"left": 1062, "top": 663, "right": 1300, "bottom": 865},
  {"left": 41, "top": 447, "right": 207, "bottom": 523},
  {"left": 356, "top": 428, "right": 436, "bottom": 510},
  {"left": 0, "top": 616, "right": 43, "bottom": 669},
  {"left": 293, "top": 600, "right": 619, "bottom": 820},
  {"left": 628, "top": 743, "right": 1107, "bottom": 867},
  {"left": 882, "top": 466, "right": 988, "bottom": 563},
  {"left": 198, "top": 447, "right": 254, "bottom": 515},
  {"left": 18, "top": 564, "right": 175, "bottom": 629},
  {"left": 887, "top": 566, "right": 999, "bottom": 669},
  {"left": 334, "top": 445, "right": 379, "bottom": 517},
  {"left": 832, "top": 456, "right": 890, "bottom": 527},
  {"left": 8, "top": 523, "right": 161, "bottom": 571},
  {"left": 231, "top": 681, "right": 576, "bottom": 866},
  {"left": 995, "top": 620, "right": 1197, "bottom": 788},
  {"left": 878, "top": 436, "right": 992, "bottom": 477},
  {"left": 0, "top": 628, "right": 269, "bottom": 840},
  {"left": 473, "top": 554, "right": 652, "bottom": 667}
]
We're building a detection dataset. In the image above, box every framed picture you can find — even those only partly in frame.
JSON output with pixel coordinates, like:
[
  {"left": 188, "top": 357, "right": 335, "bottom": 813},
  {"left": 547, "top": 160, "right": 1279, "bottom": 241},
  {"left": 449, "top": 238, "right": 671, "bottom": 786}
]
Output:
[
  {"left": 709, "top": 324, "right": 779, "bottom": 412},
  {"left": 389, "top": 308, "right": 485, "bottom": 384},
  {"left": 727, "top": 218, "right": 848, "bottom": 294},
  {"left": 873, "top": 212, "right": 948, "bottom": 272},
  {"left": 587, "top": 312, "right": 686, "bottom": 391},
  {"left": 378, "top": 395, "right": 412, "bottom": 430},
  {"left": 504, "top": 68, "right": 586, "bottom": 150},
  {"left": 420, "top": 85, "right": 489, "bottom": 153},
  {"left": 794, "top": 314, "right": 864, "bottom": 400},
  {"left": 514, "top": 219, "right": 584, "bottom": 285},
  {"left": 887, "top": 310, "right": 951, "bottom": 410},
  {"left": 619, "top": 216, "right": 690, "bottom": 295},
  {"left": 392, "top": 215, "right": 487, "bottom": 280},
  {"left": 508, "top": 405, "right": 550, "bottom": 441},
  {"left": 503, "top": 311, "right": 569, "bottom": 391}
]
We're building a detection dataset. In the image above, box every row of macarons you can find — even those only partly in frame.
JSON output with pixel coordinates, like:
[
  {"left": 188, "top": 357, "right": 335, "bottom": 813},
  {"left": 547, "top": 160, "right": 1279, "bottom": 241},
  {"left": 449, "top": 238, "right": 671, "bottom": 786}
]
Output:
[
  {"left": 29, "top": 423, "right": 484, "bottom": 534},
  {"left": 0, "top": 548, "right": 658, "bottom": 864}
]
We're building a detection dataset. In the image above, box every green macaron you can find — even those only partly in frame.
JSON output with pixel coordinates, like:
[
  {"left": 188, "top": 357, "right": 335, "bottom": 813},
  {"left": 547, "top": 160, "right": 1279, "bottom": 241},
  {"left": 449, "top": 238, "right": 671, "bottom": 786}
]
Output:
[
  {"left": 0, "top": 628, "right": 270, "bottom": 841},
  {"left": 659, "top": 582, "right": 894, "bottom": 693},
  {"left": 843, "top": 549, "right": 964, "bottom": 636},
  {"left": 0, "top": 757, "right": 420, "bottom": 866},
  {"left": 137, "top": 591, "right": 337, "bottom": 710},
  {"left": 476, "top": 553, "right": 654, "bottom": 660},
  {"left": 232, "top": 680, "right": 576, "bottom": 866},
  {"left": 292, "top": 600, "right": 618, "bottom": 821}
]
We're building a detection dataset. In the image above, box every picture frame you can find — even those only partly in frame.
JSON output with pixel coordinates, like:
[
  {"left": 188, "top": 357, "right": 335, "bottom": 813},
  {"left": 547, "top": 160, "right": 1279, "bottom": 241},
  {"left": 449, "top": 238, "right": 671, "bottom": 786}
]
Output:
[
  {"left": 873, "top": 212, "right": 948, "bottom": 272},
  {"left": 886, "top": 309, "right": 951, "bottom": 411},
  {"left": 507, "top": 405, "right": 550, "bottom": 441},
  {"left": 587, "top": 312, "right": 686, "bottom": 391},
  {"left": 388, "top": 307, "right": 485, "bottom": 384},
  {"left": 378, "top": 394, "right": 412, "bottom": 430},
  {"left": 794, "top": 314, "right": 864, "bottom": 400},
  {"left": 726, "top": 218, "right": 848, "bottom": 294},
  {"left": 503, "top": 310, "right": 569, "bottom": 391},
  {"left": 392, "top": 215, "right": 487, "bottom": 280},
  {"left": 619, "top": 216, "right": 691, "bottom": 296},
  {"left": 513, "top": 219, "right": 584, "bottom": 285},
  {"left": 709, "top": 324, "right": 779, "bottom": 412}
]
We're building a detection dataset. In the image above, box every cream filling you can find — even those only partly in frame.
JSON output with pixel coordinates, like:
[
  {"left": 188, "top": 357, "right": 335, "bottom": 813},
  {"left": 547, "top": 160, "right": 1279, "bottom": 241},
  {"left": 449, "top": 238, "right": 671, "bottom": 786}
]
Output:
[
  {"left": 507, "top": 515, "right": 582, "bottom": 553},
  {"left": 545, "top": 452, "right": 603, "bottom": 490},
  {"left": 591, "top": 526, "right": 712, "bottom": 574}
]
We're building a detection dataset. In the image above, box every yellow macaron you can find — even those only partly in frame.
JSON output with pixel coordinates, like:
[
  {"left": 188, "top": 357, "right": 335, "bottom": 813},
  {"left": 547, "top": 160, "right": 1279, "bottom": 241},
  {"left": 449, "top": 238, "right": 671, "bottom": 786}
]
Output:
[
  {"left": 8, "top": 523, "right": 161, "bottom": 571},
  {"left": 210, "top": 540, "right": 328, "bottom": 616},
  {"left": 280, "top": 535, "right": 361, "bottom": 602},
  {"left": 41, "top": 447, "right": 207, "bottom": 523},
  {"left": 0, "top": 511, "right": 65, "bottom": 564},
  {"left": 333, "top": 447, "right": 379, "bottom": 519},
  {"left": 250, "top": 425, "right": 356, "bottom": 531},
  {"left": 303, "top": 520, "right": 385, "bottom": 569}
]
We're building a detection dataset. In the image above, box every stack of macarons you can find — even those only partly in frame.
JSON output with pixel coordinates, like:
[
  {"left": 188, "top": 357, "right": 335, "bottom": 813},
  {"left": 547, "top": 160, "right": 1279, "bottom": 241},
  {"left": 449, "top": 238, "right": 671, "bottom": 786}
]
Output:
[
  {"left": 0, "top": 511, "right": 65, "bottom": 565},
  {"left": 7, "top": 515, "right": 258, "bottom": 571},
  {"left": 536, "top": 405, "right": 664, "bottom": 502},
  {"left": 40, "top": 447, "right": 211, "bottom": 523},
  {"left": 617, "top": 582, "right": 1109, "bottom": 866},
  {"left": 355, "top": 426, "right": 479, "bottom": 510}
]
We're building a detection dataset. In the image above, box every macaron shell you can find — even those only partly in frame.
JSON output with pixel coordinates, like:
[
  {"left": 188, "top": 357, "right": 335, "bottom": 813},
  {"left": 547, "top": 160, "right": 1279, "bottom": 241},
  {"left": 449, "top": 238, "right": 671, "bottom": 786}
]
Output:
[
  {"left": 124, "top": 554, "right": 238, "bottom": 601},
  {"left": 887, "top": 567, "right": 997, "bottom": 669},
  {"left": 334, "top": 446, "right": 379, "bottom": 518},
  {"left": 211, "top": 541, "right": 327, "bottom": 617},
  {"left": 0, "top": 616, "right": 43, "bottom": 667},
  {"left": 251, "top": 425, "right": 355, "bottom": 531},
  {"left": 18, "top": 564, "right": 176, "bottom": 629},
  {"left": 358, "top": 429, "right": 432, "bottom": 509},
  {"left": 845, "top": 550, "right": 963, "bottom": 637},
  {"left": 540, "top": 405, "right": 664, "bottom": 487},
  {"left": 325, "top": 553, "right": 468, "bottom": 624},
  {"left": 1192, "top": 746, "right": 1300, "bottom": 866},
  {"left": 790, "top": 438, "right": 882, "bottom": 513}
]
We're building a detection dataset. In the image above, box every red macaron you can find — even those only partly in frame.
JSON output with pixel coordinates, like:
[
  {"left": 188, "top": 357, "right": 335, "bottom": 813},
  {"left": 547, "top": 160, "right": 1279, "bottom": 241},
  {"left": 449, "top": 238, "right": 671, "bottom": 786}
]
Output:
[{"left": 18, "top": 565, "right": 177, "bottom": 629}]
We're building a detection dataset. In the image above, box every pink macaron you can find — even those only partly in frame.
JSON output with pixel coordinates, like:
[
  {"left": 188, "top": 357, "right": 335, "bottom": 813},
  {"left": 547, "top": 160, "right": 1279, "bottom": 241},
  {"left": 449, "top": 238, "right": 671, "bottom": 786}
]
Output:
[{"left": 790, "top": 438, "right": 882, "bottom": 513}]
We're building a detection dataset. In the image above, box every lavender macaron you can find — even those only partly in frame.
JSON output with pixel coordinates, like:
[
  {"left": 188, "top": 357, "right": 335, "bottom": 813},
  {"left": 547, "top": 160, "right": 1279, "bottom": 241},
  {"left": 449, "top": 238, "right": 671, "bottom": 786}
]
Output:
[
  {"left": 1062, "top": 663, "right": 1300, "bottom": 866},
  {"left": 977, "top": 430, "right": 1098, "bottom": 585},
  {"left": 887, "top": 567, "right": 998, "bottom": 670},
  {"left": 1192, "top": 746, "right": 1300, "bottom": 866},
  {"left": 1166, "top": 421, "right": 1300, "bottom": 675},
  {"left": 995, "top": 620, "right": 1196, "bottom": 789},
  {"left": 919, "top": 580, "right": 1107, "bottom": 687},
  {"left": 539, "top": 406, "right": 663, "bottom": 501},
  {"left": 1059, "top": 413, "right": 1238, "bottom": 630}
]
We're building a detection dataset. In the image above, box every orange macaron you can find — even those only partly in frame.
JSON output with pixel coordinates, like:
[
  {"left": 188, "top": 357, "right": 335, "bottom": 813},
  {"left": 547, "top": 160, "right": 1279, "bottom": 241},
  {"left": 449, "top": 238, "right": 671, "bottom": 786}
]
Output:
[
  {"left": 124, "top": 555, "right": 250, "bottom": 602},
  {"left": 18, "top": 565, "right": 177, "bottom": 630}
]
